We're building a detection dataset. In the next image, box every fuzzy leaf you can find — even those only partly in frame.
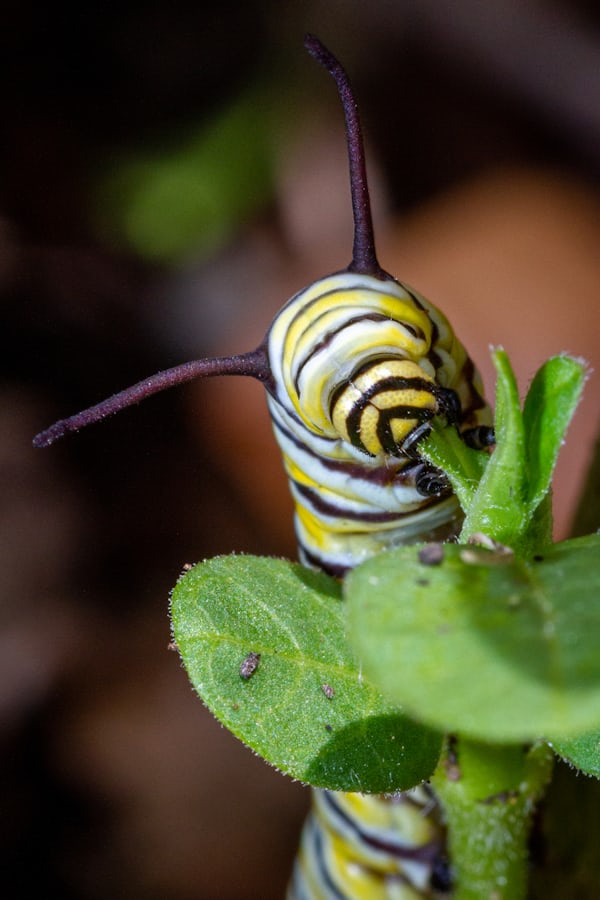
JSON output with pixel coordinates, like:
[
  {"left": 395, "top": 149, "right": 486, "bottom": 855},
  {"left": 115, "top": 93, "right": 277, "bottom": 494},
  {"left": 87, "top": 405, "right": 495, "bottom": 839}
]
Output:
[
  {"left": 522, "top": 355, "right": 587, "bottom": 512},
  {"left": 346, "top": 535, "right": 600, "bottom": 743},
  {"left": 95, "top": 85, "right": 275, "bottom": 262},
  {"left": 171, "top": 555, "right": 442, "bottom": 792},
  {"left": 551, "top": 731, "right": 600, "bottom": 779},
  {"left": 461, "top": 349, "right": 528, "bottom": 544},
  {"left": 421, "top": 420, "right": 488, "bottom": 512}
]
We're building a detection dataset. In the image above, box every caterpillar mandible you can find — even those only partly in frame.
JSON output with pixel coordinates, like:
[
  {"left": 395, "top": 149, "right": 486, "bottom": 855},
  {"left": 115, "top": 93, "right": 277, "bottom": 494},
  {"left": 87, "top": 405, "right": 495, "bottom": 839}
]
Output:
[{"left": 34, "top": 35, "right": 493, "bottom": 897}]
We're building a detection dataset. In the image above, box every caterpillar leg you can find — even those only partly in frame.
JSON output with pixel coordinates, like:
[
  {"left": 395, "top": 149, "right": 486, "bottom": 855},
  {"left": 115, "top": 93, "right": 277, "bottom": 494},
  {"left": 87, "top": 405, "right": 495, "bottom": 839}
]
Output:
[
  {"left": 410, "top": 425, "right": 494, "bottom": 498},
  {"left": 432, "top": 387, "right": 461, "bottom": 426},
  {"left": 461, "top": 426, "right": 495, "bottom": 450},
  {"left": 414, "top": 465, "right": 451, "bottom": 499}
]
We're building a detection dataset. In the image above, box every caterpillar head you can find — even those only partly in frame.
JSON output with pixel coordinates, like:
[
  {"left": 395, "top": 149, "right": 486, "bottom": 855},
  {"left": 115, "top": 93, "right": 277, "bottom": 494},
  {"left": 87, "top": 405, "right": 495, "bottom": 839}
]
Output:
[
  {"left": 32, "top": 36, "right": 472, "bottom": 461},
  {"left": 265, "top": 270, "right": 450, "bottom": 457}
]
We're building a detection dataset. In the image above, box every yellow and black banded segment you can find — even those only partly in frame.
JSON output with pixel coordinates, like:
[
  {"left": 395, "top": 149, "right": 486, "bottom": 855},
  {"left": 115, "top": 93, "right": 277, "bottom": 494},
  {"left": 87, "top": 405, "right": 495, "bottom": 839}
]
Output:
[
  {"left": 331, "top": 359, "right": 440, "bottom": 457},
  {"left": 287, "top": 787, "right": 450, "bottom": 899},
  {"left": 266, "top": 270, "right": 490, "bottom": 575}
]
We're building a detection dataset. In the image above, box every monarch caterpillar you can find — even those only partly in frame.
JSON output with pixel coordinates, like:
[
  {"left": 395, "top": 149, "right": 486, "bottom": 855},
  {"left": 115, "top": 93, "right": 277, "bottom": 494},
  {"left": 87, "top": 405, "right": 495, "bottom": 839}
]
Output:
[{"left": 34, "top": 35, "right": 492, "bottom": 899}]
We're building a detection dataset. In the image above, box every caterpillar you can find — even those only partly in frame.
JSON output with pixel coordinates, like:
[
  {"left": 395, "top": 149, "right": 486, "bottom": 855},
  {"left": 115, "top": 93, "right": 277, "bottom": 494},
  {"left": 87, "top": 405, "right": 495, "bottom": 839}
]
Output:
[{"left": 34, "top": 35, "right": 492, "bottom": 899}]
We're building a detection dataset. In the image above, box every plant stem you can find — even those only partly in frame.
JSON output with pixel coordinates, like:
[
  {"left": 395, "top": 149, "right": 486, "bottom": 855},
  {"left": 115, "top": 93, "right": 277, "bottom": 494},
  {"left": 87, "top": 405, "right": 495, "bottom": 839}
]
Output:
[{"left": 431, "top": 739, "right": 554, "bottom": 899}]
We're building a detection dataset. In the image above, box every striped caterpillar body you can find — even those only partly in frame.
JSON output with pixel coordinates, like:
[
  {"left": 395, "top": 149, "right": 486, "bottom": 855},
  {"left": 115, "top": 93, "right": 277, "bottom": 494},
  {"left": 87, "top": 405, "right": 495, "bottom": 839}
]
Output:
[
  {"left": 288, "top": 787, "right": 450, "bottom": 899},
  {"left": 266, "top": 269, "right": 489, "bottom": 576},
  {"left": 33, "top": 35, "right": 493, "bottom": 900}
]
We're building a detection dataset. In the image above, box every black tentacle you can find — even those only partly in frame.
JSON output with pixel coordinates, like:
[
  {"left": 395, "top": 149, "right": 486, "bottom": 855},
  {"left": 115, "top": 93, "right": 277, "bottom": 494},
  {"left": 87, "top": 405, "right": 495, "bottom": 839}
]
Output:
[
  {"left": 304, "top": 35, "right": 390, "bottom": 281},
  {"left": 33, "top": 347, "right": 270, "bottom": 448}
]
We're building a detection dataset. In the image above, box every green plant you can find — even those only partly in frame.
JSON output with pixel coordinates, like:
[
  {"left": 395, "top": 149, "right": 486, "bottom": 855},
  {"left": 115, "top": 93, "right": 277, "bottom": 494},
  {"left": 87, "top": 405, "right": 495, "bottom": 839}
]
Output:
[{"left": 171, "top": 349, "right": 600, "bottom": 898}]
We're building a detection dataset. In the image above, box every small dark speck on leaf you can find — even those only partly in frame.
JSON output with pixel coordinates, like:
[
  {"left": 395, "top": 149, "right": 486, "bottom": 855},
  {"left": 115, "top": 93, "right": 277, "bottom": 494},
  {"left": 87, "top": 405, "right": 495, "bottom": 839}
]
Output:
[
  {"left": 533, "top": 554, "right": 544, "bottom": 562},
  {"left": 240, "top": 652, "right": 261, "bottom": 680},
  {"left": 321, "top": 684, "right": 334, "bottom": 699},
  {"left": 418, "top": 543, "right": 444, "bottom": 566},
  {"left": 324, "top": 723, "right": 333, "bottom": 731},
  {"left": 232, "top": 702, "right": 239, "bottom": 711},
  {"left": 416, "top": 578, "right": 430, "bottom": 587}
]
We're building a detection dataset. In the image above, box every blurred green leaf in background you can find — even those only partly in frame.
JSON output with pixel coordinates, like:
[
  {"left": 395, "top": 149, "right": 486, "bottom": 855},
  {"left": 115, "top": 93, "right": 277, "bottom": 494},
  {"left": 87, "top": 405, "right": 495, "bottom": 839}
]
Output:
[{"left": 94, "top": 82, "right": 278, "bottom": 263}]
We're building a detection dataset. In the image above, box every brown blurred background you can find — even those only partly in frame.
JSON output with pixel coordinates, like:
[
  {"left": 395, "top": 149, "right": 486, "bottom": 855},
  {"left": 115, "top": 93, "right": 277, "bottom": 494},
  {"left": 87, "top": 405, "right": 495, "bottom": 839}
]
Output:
[{"left": 3, "top": 2, "right": 600, "bottom": 897}]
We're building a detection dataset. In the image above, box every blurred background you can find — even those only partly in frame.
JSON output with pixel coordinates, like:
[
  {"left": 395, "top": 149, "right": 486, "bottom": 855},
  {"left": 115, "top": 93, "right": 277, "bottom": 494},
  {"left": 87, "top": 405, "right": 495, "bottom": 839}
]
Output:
[{"left": 3, "top": 1, "right": 600, "bottom": 897}]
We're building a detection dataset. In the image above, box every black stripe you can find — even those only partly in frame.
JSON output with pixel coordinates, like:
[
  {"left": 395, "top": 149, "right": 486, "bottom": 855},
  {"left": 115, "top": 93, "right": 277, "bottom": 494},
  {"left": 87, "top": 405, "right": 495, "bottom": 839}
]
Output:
[
  {"left": 293, "top": 481, "right": 410, "bottom": 523},
  {"left": 279, "top": 283, "right": 387, "bottom": 347},
  {"left": 299, "top": 546, "right": 350, "bottom": 578},
  {"left": 376, "top": 405, "right": 435, "bottom": 455},
  {"left": 458, "top": 356, "right": 488, "bottom": 420},
  {"left": 428, "top": 348, "right": 443, "bottom": 370},
  {"left": 294, "top": 313, "right": 395, "bottom": 391},
  {"left": 344, "top": 404, "right": 434, "bottom": 457},
  {"left": 270, "top": 413, "right": 416, "bottom": 487},
  {"left": 338, "top": 372, "right": 437, "bottom": 455},
  {"left": 321, "top": 791, "right": 443, "bottom": 865},
  {"left": 335, "top": 366, "right": 438, "bottom": 406},
  {"left": 294, "top": 313, "right": 428, "bottom": 392},
  {"left": 310, "top": 816, "right": 348, "bottom": 899},
  {"left": 399, "top": 282, "right": 427, "bottom": 312}
]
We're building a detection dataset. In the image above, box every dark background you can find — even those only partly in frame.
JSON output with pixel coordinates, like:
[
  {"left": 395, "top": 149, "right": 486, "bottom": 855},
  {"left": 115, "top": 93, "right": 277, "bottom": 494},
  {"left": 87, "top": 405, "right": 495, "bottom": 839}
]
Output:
[{"left": 3, "top": 2, "right": 600, "bottom": 897}]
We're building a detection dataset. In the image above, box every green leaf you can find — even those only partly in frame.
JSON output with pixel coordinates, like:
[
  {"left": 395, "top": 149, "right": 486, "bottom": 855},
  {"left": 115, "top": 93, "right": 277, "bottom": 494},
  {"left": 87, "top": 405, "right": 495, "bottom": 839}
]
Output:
[
  {"left": 424, "top": 353, "right": 586, "bottom": 557},
  {"left": 421, "top": 419, "right": 488, "bottom": 512},
  {"left": 522, "top": 355, "right": 587, "bottom": 512},
  {"left": 170, "top": 555, "right": 442, "bottom": 792},
  {"left": 95, "top": 85, "right": 275, "bottom": 263},
  {"left": 461, "top": 349, "right": 528, "bottom": 545},
  {"left": 345, "top": 535, "right": 600, "bottom": 743},
  {"left": 551, "top": 731, "right": 600, "bottom": 778}
]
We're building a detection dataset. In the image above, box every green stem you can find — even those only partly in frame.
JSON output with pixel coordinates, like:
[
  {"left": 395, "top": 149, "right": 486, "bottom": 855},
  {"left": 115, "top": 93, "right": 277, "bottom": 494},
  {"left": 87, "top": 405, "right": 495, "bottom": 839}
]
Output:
[{"left": 431, "top": 739, "right": 554, "bottom": 899}]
